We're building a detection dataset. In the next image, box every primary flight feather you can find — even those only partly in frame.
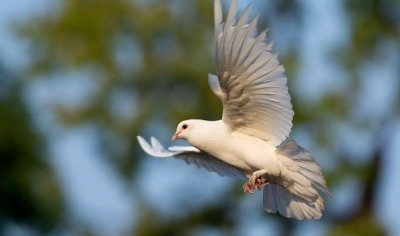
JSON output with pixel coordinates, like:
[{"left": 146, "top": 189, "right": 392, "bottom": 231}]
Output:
[{"left": 137, "top": 0, "right": 330, "bottom": 220}]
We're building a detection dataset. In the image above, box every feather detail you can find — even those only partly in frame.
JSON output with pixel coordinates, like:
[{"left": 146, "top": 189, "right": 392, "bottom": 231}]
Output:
[{"left": 213, "top": 0, "right": 293, "bottom": 147}]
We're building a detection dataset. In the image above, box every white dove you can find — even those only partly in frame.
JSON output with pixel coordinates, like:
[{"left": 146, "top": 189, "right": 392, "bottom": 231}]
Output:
[{"left": 137, "top": 0, "right": 330, "bottom": 220}]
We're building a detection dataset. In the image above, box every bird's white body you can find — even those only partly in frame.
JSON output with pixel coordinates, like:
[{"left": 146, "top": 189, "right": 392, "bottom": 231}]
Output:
[
  {"left": 137, "top": 0, "right": 330, "bottom": 220},
  {"left": 186, "top": 120, "right": 278, "bottom": 177}
]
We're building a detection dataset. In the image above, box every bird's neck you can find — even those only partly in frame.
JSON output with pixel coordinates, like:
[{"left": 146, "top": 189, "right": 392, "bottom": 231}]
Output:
[{"left": 187, "top": 120, "right": 230, "bottom": 152}]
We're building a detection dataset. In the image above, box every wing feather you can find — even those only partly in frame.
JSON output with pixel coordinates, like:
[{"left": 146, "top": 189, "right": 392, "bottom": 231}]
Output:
[
  {"left": 137, "top": 136, "right": 246, "bottom": 179},
  {"left": 212, "top": 0, "right": 294, "bottom": 147}
]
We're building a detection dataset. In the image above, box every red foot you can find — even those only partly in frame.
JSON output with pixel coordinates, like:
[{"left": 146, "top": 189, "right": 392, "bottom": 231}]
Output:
[
  {"left": 243, "top": 176, "right": 269, "bottom": 194},
  {"left": 255, "top": 176, "right": 268, "bottom": 190},
  {"left": 243, "top": 181, "right": 254, "bottom": 194}
]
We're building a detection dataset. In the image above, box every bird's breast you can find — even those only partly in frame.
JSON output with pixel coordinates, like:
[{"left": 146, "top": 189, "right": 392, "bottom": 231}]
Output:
[{"left": 192, "top": 129, "right": 277, "bottom": 172}]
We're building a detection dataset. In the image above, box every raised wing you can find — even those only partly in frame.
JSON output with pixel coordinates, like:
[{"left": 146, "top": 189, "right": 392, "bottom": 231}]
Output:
[
  {"left": 137, "top": 136, "right": 246, "bottom": 179},
  {"left": 211, "top": 0, "right": 294, "bottom": 147}
]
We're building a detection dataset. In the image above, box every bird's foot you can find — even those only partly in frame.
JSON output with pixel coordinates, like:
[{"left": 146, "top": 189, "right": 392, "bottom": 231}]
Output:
[
  {"left": 243, "top": 181, "right": 255, "bottom": 194},
  {"left": 243, "top": 170, "right": 269, "bottom": 194},
  {"left": 255, "top": 176, "right": 268, "bottom": 190}
]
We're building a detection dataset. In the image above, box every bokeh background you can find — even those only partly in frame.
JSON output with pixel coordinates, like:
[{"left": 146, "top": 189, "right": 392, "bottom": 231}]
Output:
[{"left": 1, "top": 0, "right": 400, "bottom": 235}]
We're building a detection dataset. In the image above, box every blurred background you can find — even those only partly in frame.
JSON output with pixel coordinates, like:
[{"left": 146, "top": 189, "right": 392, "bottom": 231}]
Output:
[{"left": 1, "top": 0, "right": 399, "bottom": 235}]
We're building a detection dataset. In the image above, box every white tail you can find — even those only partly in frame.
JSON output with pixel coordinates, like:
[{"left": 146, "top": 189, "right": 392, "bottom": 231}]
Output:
[{"left": 263, "top": 140, "right": 330, "bottom": 220}]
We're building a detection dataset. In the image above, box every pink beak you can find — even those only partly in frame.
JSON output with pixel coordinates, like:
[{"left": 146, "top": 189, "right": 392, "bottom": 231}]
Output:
[{"left": 172, "top": 131, "right": 181, "bottom": 141}]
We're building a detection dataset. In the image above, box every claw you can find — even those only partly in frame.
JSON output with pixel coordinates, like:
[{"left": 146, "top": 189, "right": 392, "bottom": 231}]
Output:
[
  {"left": 243, "top": 176, "right": 269, "bottom": 194},
  {"left": 243, "top": 181, "right": 253, "bottom": 193},
  {"left": 255, "top": 176, "right": 268, "bottom": 190},
  {"left": 243, "top": 169, "right": 270, "bottom": 194}
]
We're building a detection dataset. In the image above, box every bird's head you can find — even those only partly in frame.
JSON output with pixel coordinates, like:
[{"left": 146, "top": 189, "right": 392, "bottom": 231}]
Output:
[{"left": 172, "top": 120, "right": 197, "bottom": 141}]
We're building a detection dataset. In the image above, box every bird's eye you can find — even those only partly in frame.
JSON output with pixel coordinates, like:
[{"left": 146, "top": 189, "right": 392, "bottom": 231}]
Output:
[{"left": 182, "top": 124, "right": 188, "bottom": 129}]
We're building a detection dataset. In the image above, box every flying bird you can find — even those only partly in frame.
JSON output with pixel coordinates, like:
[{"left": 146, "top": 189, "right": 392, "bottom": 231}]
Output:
[{"left": 137, "top": 0, "right": 330, "bottom": 220}]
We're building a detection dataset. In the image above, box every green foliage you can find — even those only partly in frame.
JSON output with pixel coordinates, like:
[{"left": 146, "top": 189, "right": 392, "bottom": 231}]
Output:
[
  {"left": 136, "top": 203, "right": 235, "bottom": 236},
  {"left": 0, "top": 66, "right": 64, "bottom": 233},
  {"left": 345, "top": 0, "right": 400, "bottom": 63},
  {"left": 19, "top": 0, "right": 220, "bottom": 176}
]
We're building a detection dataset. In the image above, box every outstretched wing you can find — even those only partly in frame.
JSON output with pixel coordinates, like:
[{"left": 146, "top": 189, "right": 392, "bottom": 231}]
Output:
[
  {"left": 137, "top": 136, "right": 246, "bottom": 179},
  {"left": 210, "top": 0, "right": 294, "bottom": 147}
]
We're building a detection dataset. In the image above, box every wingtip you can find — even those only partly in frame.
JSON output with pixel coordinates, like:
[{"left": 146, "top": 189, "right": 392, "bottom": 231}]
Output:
[
  {"left": 136, "top": 135, "right": 143, "bottom": 142},
  {"left": 137, "top": 135, "right": 149, "bottom": 147},
  {"left": 214, "top": 0, "right": 223, "bottom": 29},
  {"left": 226, "top": 0, "right": 238, "bottom": 24},
  {"left": 137, "top": 135, "right": 175, "bottom": 158}
]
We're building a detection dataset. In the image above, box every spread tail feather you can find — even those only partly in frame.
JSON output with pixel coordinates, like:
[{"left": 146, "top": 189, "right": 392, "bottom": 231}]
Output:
[
  {"left": 263, "top": 140, "right": 330, "bottom": 220},
  {"left": 263, "top": 184, "right": 325, "bottom": 220}
]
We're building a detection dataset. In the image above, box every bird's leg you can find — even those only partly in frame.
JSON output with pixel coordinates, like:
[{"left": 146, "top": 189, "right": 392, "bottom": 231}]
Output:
[{"left": 243, "top": 169, "right": 269, "bottom": 194}]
